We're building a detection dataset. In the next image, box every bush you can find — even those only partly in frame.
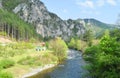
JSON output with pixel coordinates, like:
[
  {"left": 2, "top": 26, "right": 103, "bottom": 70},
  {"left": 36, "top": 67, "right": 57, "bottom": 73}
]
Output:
[
  {"left": 0, "top": 71, "right": 13, "bottom": 78},
  {"left": 42, "top": 52, "right": 58, "bottom": 64},
  {"left": 0, "top": 32, "right": 7, "bottom": 36},
  {"left": 17, "top": 56, "right": 36, "bottom": 65},
  {"left": 9, "top": 42, "right": 34, "bottom": 49},
  {"left": 0, "top": 46, "right": 25, "bottom": 57},
  {"left": 83, "top": 45, "right": 100, "bottom": 62},
  {"left": 68, "top": 38, "right": 76, "bottom": 49},
  {"left": 49, "top": 37, "right": 68, "bottom": 61},
  {"left": 18, "top": 53, "right": 58, "bottom": 66},
  {"left": 0, "top": 59, "right": 15, "bottom": 69},
  {"left": 75, "top": 39, "right": 81, "bottom": 50},
  {"left": 84, "top": 34, "right": 120, "bottom": 78},
  {"left": 68, "top": 38, "right": 87, "bottom": 51}
]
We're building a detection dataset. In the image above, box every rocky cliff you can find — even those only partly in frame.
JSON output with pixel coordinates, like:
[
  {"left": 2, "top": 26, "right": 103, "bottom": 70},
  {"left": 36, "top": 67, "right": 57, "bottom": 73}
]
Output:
[
  {"left": 11, "top": 0, "right": 86, "bottom": 40},
  {"left": 0, "top": 0, "right": 2, "bottom": 8},
  {"left": 1, "top": 0, "right": 113, "bottom": 41}
]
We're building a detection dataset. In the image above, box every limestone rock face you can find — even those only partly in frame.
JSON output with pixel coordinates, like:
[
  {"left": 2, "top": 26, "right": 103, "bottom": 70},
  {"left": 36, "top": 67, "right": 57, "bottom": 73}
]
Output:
[
  {"left": 0, "top": 0, "right": 2, "bottom": 8},
  {"left": 12, "top": 0, "right": 86, "bottom": 40},
  {"left": 1, "top": 0, "right": 115, "bottom": 41}
]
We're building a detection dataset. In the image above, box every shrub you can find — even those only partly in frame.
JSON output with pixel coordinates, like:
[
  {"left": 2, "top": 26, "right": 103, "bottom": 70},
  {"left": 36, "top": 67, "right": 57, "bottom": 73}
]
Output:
[
  {"left": 68, "top": 38, "right": 76, "bottom": 49},
  {"left": 8, "top": 42, "right": 34, "bottom": 50},
  {"left": 0, "top": 71, "right": 13, "bottom": 78},
  {"left": 49, "top": 37, "right": 68, "bottom": 61},
  {"left": 0, "top": 59, "right": 15, "bottom": 69},
  {"left": 83, "top": 45, "right": 100, "bottom": 62},
  {"left": 75, "top": 39, "right": 81, "bottom": 50},
  {"left": 42, "top": 52, "right": 58, "bottom": 64},
  {"left": 17, "top": 56, "right": 36, "bottom": 65},
  {"left": 79, "top": 40, "right": 87, "bottom": 52},
  {"left": 84, "top": 34, "right": 120, "bottom": 78},
  {"left": 18, "top": 53, "right": 58, "bottom": 66},
  {"left": 0, "top": 32, "right": 7, "bottom": 36},
  {"left": 68, "top": 38, "right": 87, "bottom": 51},
  {"left": 0, "top": 46, "right": 25, "bottom": 57}
]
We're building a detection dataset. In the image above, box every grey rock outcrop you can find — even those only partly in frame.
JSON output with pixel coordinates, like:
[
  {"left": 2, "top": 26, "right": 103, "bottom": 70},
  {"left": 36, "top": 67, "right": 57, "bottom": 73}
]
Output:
[
  {"left": 0, "top": 0, "right": 2, "bottom": 8},
  {"left": 12, "top": 0, "right": 86, "bottom": 40},
  {"left": 0, "top": 0, "right": 112, "bottom": 41}
]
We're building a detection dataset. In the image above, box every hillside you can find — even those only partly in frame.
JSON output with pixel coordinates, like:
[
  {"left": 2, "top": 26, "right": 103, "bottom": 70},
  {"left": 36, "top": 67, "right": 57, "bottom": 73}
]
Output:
[
  {"left": 83, "top": 19, "right": 114, "bottom": 37},
  {"left": 0, "top": 0, "right": 116, "bottom": 41},
  {"left": 0, "top": 9, "right": 36, "bottom": 40}
]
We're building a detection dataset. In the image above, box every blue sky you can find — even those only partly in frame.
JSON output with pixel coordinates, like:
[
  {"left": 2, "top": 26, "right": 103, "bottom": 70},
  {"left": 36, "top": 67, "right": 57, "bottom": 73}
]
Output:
[{"left": 41, "top": 0, "right": 120, "bottom": 24}]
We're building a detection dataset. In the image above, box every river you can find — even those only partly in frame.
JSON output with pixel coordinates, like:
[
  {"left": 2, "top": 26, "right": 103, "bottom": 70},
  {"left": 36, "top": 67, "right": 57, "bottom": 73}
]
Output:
[{"left": 27, "top": 49, "right": 88, "bottom": 78}]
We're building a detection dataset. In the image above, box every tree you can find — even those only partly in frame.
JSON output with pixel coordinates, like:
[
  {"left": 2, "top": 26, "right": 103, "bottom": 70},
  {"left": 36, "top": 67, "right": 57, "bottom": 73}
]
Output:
[
  {"left": 75, "top": 39, "right": 81, "bottom": 50},
  {"left": 0, "top": 9, "right": 37, "bottom": 41},
  {"left": 49, "top": 37, "right": 68, "bottom": 61},
  {"left": 110, "top": 29, "right": 120, "bottom": 41},
  {"left": 104, "top": 29, "right": 110, "bottom": 37},
  {"left": 84, "top": 32, "right": 120, "bottom": 78},
  {"left": 68, "top": 38, "right": 76, "bottom": 49},
  {"left": 83, "top": 30, "right": 93, "bottom": 46}
]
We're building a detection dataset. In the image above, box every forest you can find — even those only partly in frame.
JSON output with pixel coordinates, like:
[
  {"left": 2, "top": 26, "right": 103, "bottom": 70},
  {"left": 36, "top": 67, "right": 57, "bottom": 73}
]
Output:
[{"left": 0, "top": 9, "right": 37, "bottom": 41}]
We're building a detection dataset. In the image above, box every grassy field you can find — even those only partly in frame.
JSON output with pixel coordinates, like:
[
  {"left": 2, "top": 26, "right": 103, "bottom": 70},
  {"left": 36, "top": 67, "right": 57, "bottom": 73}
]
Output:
[{"left": 0, "top": 40, "right": 58, "bottom": 78}]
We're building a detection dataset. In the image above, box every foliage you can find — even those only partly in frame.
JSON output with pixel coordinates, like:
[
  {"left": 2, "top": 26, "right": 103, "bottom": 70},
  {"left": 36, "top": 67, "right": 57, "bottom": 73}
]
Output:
[
  {"left": 0, "top": 71, "right": 13, "bottom": 78},
  {"left": 9, "top": 42, "right": 35, "bottom": 49},
  {"left": 68, "top": 38, "right": 87, "bottom": 51},
  {"left": 49, "top": 37, "right": 68, "bottom": 61},
  {"left": 0, "top": 59, "right": 15, "bottom": 69},
  {"left": 110, "top": 29, "right": 120, "bottom": 41},
  {"left": 0, "top": 9, "right": 36, "bottom": 40},
  {"left": 18, "top": 53, "right": 58, "bottom": 66},
  {"left": 84, "top": 45, "right": 100, "bottom": 63},
  {"left": 84, "top": 31, "right": 120, "bottom": 78},
  {"left": 68, "top": 38, "right": 76, "bottom": 49},
  {"left": 2, "top": 0, "right": 28, "bottom": 11},
  {"left": 83, "top": 30, "right": 93, "bottom": 46},
  {"left": 0, "top": 32, "right": 7, "bottom": 36},
  {"left": 75, "top": 39, "right": 81, "bottom": 50},
  {"left": 0, "top": 42, "right": 34, "bottom": 57},
  {"left": 18, "top": 56, "right": 38, "bottom": 65}
]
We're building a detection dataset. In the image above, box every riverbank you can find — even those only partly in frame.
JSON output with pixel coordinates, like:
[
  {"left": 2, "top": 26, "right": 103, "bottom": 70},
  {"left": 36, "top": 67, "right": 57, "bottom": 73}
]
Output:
[
  {"left": 1, "top": 50, "right": 58, "bottom": 78},
  {"left": 22, "top": 64, "right": 56, "bottom": 78},
  {"left": 0, "top": 41, "right": 58, "bottom": 78},
  {"left": 25, "top": 50, "right": 89, "bottom": 78}
]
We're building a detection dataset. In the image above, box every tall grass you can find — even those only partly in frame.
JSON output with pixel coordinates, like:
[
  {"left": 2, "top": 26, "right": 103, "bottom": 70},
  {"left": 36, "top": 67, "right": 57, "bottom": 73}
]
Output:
[{"left": 18, "top": 52, "right": 58, "bottom": 66}]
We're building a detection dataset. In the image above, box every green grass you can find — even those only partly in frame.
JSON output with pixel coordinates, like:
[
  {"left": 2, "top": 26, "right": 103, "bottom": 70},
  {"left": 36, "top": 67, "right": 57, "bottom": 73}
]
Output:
[
  {"left": 0, "top": 59, "right": 15, "bottom": 69},
  {"left": 0, "top": 42, "right": 58, "bottom": 78},
  {"left": 0, "top": 71, "right": 13, "bottom": 78}
]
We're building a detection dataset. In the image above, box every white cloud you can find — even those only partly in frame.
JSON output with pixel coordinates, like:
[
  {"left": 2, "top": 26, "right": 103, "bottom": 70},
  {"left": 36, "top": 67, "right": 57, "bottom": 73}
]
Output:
[
  {"left": 81, "top": 10, "right": 100, "bottom": 15},
  {"left": 76, "top": 0, "right": 118, "bottom": 8},
  {"left": 62, "top": 9, "right": 68, "bottom": 13},
  {"left": 107, "top": 0, "right": 117, "bottom": 6},
  {"left": 76, "top": 0, "right": 94, "bottom": 9},
  {"left": 97, "top": 0, "right": 105, "bottom": 7}
]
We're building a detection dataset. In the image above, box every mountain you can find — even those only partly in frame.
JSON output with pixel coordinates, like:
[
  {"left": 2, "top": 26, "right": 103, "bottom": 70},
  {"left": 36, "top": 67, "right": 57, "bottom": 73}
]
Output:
[
  {"left": 0, "top": 0, "right": 115, "bottom": 41},
  {"left": 83, "top": 18, "right": 114, "bottom": 36},
  {"left": 0, "top": 0, "right": 2, "bottom": 8}
]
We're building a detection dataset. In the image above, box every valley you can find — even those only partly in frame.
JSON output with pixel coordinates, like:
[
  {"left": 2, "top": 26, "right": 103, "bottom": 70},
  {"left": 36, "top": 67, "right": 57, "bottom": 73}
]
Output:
[{"left": 0, "top": 0, "right": 120, "bottom": 78}]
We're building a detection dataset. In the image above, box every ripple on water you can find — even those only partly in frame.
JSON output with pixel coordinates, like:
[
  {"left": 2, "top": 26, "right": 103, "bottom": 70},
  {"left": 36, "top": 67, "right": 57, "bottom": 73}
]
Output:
[{"left": 28, "top": 50, "right": 89, "bottom": 78}]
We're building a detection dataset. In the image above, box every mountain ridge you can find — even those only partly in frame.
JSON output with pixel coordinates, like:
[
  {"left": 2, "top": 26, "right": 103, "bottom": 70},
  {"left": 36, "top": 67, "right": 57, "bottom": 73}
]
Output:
[{"left": 0, "top": 0, "right": 116, "bottom": 41}]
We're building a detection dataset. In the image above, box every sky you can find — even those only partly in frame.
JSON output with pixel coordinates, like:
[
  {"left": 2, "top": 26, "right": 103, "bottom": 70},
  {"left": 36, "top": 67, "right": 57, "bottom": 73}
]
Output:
[{"left": 41, "top": 0, "right": 120, "bottom": 24}]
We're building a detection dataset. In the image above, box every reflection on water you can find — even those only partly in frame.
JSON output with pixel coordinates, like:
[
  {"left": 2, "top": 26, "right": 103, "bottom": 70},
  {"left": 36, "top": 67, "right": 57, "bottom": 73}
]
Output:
[{"left": 28, "top": 49, "right": 88, "bottom": 78}]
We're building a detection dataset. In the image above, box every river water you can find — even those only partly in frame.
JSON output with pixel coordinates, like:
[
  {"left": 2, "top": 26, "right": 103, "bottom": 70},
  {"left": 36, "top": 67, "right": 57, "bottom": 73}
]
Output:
[{"left": 28, "top": 49, "right": 88, "bottom": 78}]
